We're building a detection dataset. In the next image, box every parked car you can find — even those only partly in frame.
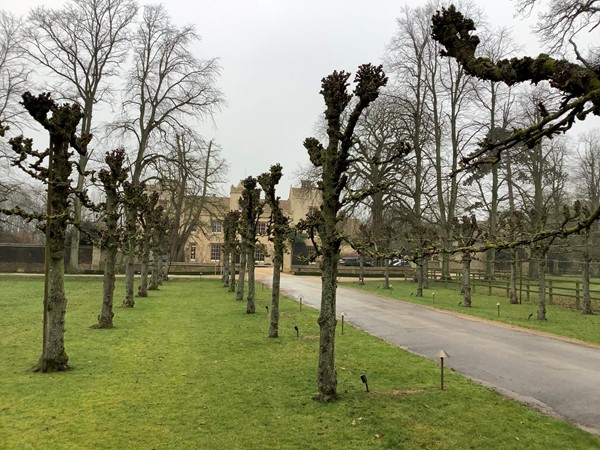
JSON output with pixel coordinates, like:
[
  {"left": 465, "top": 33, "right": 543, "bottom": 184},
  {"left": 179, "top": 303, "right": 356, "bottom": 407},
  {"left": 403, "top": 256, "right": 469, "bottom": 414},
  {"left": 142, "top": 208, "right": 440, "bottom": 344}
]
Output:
[
  {"left": 338, "top": 258, "right": 374, "bottom": 267},
  {"left": 390, "top": 258, "right": 411, "bottom": 267}
]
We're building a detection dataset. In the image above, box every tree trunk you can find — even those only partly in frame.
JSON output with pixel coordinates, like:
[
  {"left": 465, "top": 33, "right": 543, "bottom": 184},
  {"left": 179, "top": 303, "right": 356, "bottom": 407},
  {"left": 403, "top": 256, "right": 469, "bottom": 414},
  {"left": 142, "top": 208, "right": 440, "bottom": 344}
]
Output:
[
  {"left": 416, "top": 258, "right": 425, "bottom": 297},
  {"left": 122, "top": 208, "right": 136, "bottom": 307},
  {"left": 149, "top": 250, "right": 160, "bottom": 291},
  {"left": 509, "top": 249, "right": 518, "bottom": 304},
  {"left": 462, "top": 252, "right": 472, "bottom": 307},
  {"left": 95, "top": 248, "right": 116, "bottom": 328},
  {"left": 228, "top": 250, "right": 236, "bottom": 293},
  {"left": 441, "top": 252, "right": 451, "bottom": 280},
  {"left": 37, "top": 245, "right": 69, "bottom": 372},
  {"left": 246, "top": 253, "right": 256, "bottom": 314},
  {"left": 123, "top": 249, "right": 135, "bottom": 307},
  {"left": 383, "top": 259, "right": 390, "bottom": 289},
  {"left": 269, "top": 250, "right": 282, "bottom": 338},
  {"left": 236, "top": 251, "right": 247, "bottom": 300},
  {"left": 315, "top": 250, "right": 339, "bottom": 401},
  {"left": 68, "top": 219, "right": 80, "bottom": 272},
  {"left": 582, "top": 242, "right": 593, "bottom": 314},
  {"left": 537, "top": 249, "right": 547, "bottom": 320},
  {"left": 138, "top": 247, "right": 150, "bottom": 297},
  {"left": 485, "top": 248, "right": 495, "bottom": 280},
  {"left": 222, "top": 249, "right": 230, "bottom": 287}
]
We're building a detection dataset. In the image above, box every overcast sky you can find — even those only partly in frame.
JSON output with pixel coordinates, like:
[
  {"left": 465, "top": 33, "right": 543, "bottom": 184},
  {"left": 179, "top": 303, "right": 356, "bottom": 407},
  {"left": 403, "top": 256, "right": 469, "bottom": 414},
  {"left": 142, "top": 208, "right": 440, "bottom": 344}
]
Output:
[{"left": 9, "top": 0, "right": 540, "bottom": 195}]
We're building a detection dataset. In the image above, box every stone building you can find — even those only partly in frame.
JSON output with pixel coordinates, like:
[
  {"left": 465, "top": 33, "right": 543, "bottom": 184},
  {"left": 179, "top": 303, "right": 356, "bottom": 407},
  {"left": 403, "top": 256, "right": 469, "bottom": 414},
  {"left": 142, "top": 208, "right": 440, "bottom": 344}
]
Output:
[{"left": 182, "top": 180, "right": 322, "bottom": 272}]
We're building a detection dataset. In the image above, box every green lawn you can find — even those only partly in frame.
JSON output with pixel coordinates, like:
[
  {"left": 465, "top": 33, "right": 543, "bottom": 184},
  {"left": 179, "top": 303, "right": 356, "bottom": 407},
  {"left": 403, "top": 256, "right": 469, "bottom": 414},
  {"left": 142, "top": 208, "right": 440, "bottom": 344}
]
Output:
[
  {"left": 1, "top": 275, "right": 599, "bottom": 449},
  {"left": 340, "top": 278, "right": 600, "bottom": 346}
]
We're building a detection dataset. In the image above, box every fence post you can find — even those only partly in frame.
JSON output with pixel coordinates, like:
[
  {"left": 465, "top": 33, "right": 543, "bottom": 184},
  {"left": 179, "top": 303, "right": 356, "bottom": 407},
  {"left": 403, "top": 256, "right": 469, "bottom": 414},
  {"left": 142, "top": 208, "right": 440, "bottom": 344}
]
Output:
[
  {"left": 526, "top": 280, "right": 530, "bottom": 302},
  {"left": 548, "top": 279, "right": 553, "bottom": 305},
  {"left": 575, "top": 281, "right": 580, "bottom": 310},
  {"left": 506, "top": 280, "right": 509, "bottom": 298},
  {"left": 488, "top": 279, "right": 492, "bottom": 296}
]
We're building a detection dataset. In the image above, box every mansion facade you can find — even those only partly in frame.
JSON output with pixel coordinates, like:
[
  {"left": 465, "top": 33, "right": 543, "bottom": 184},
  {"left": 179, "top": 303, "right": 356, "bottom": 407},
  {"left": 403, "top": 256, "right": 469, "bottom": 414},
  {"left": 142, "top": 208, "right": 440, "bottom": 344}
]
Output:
[{"left": 183, "top": 180, "right": 321, "bottom": 272}]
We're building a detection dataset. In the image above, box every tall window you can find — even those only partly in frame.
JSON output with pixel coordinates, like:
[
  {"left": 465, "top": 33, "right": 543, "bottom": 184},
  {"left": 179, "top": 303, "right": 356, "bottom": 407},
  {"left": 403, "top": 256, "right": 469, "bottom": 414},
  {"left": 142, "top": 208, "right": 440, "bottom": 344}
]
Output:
[
  {"left": 190, "top": 244, "right": 196, "bottom": 261},
  {"left": 254, "top": 247, "right": 265, "bottom": 262},
  {"left": 211, "top": 220, "right": 222, "bottom": 233},
  {"left": 257, "top": 222, "right": 268, "bottom": 235},
  {"left": 210, "top": 243, "right": 221, "bottom": 261}
]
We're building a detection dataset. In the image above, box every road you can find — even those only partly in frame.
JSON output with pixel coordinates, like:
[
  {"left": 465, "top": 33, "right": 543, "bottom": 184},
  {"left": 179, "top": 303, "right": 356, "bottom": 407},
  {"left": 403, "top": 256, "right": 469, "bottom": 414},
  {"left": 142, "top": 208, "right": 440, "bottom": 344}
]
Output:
[{"left": 256, "top": 269, "right": 600, "bottom": 435}]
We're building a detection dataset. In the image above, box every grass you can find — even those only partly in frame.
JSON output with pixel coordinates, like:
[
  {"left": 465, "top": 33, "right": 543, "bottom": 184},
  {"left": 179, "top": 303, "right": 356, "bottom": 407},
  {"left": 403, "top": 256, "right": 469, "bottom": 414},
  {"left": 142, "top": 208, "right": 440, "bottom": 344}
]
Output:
[
  {"left": 0, "top": 274, "right": 599, "bottom": 449},
  {"left": 339, "top": 278, "right": 600, "bottom": 346}
]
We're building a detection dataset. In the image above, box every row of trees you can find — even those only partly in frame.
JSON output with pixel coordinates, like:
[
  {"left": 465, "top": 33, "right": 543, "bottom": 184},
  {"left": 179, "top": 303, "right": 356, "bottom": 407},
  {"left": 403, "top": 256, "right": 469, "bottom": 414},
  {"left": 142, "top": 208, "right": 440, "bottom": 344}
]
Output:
[
  {"left": 1, "top": 0, "right": 599, "bottom": 405},
  {"left": 0, "top": 0, "right": 226, "bottom": 266},
  {"left": 0, "top": 0, "right": 225, "bottom": 372},
  {"left": 297, "top": 0, "right": 600, "bottom": 401}
]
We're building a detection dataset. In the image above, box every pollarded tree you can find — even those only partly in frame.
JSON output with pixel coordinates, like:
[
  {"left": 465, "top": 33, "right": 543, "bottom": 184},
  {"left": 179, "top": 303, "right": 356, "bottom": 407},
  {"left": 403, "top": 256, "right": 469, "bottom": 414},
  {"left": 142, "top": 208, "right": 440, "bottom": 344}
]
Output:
[
  {"left": 1, "top": 92, "right": 90, "bottom": 372},
  {"left": 258, "top": 164, "right": 291, "bottom": 338},
  {"left": 236, "top": 176, "right": 263, "bottom": 314},
  {"left": 137, "top": 191, "right": 160, "bottom": 298},
  {"left": 453, "top": 214, "right": 481, "bottom": 307},
  {"left": 25, "top": 0, "right": 138, "bottom": 272},
  {"left": 222, "top": 210, "right": 240, "bottom": 290},
  {"left": 121, "top": 180, "right": 145, "bottom": 307},
  {"left": 94, "top": 148, "right": 127, "bottom": 328},
  {"left": 303, "top": 64, "right": 410, "bottom": 401},
  {"left": 149, "top": 206, "right": 170, "bottom": 291}
]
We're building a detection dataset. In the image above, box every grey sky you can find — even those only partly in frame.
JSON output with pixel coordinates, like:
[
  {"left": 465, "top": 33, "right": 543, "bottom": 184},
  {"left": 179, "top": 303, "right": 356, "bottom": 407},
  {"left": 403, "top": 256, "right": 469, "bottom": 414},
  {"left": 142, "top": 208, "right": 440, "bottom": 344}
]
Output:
[{"left": 8, "top": 0, "right": 538, "bottom": 195}]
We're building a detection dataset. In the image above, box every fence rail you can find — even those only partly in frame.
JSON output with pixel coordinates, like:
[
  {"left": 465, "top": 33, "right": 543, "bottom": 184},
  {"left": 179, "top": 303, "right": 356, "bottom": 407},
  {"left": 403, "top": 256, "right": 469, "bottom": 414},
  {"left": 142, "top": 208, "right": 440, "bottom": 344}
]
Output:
[{"left": 426, "top": 269, "right": 600, "bottom": 309}]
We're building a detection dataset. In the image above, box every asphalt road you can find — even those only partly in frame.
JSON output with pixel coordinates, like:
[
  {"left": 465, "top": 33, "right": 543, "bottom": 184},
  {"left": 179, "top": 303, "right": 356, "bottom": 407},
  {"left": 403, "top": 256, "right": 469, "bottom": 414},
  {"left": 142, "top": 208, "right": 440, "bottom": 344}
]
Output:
[{"left": 256, "top": 270, "right": 600, "bottom": 435}]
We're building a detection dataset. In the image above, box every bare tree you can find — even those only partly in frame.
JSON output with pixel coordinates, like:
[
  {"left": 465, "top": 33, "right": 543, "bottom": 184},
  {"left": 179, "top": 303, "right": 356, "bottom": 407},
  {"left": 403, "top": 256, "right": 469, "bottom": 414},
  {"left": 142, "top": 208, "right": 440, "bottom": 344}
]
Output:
[
  {"left": 112, "top": 3, "right": 223, "bottom": 307},
  {"left": 516, "top": 0, "right": 600, "bottom": 56},
  {"left": 24, "top": 0, "right": 138, "bottom": 272},
  {"left": 0, "top": 10, "right": 30, "bottom": 131},
  {"left": 303, "top": 64, "right": 409, "bottom": 401},
  {"left": 153, "top": 130, "right": 228, "bottom": 262}
]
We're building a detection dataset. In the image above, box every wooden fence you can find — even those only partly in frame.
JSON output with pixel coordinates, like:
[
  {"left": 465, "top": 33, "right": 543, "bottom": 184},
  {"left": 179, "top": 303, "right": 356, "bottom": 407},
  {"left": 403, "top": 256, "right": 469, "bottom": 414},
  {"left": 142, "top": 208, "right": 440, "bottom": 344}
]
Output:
[{"left": 426, "top": 269, "right": 600, "bottom": 309}]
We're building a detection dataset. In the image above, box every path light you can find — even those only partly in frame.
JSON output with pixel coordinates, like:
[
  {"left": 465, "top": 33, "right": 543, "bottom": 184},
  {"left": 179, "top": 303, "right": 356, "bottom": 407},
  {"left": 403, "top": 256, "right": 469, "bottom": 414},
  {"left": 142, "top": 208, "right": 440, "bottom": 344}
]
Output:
[
  {"left": 341, "top": 312, "right": 346, "bottom": 335},
  {"left": 294, "top": 325, "right": 299, "bottom": 338},
  {"left": 299, "top": 296, "right": 303, "bottom": 311},
  {"left": 496, "top": 302, "right": 500, "bottom": 318},
  {"left": 360, "top": 374, "right": 369, "bottom": 392},
  {"left": 432, "top": 292, "right": 435, "bottom": 304},
  {"left": 438, "top": 350, "right": 449, "bottom": 390}
]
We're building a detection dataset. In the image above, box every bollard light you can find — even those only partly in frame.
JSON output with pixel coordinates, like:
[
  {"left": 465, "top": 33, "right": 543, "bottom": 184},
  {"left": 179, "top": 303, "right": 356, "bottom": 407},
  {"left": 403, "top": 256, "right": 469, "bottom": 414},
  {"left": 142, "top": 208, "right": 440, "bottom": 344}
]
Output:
[
  {"left": 341, "top": 312, "right": 346, "bottom": 335},
  {"left": 299, "top": 296, "right": 303, "bottom": 311},
  {"left": 294, "top": 325, "right": 299, "bottom": 338},
  {"left": 360, "top": 374, "right": 369, "bottom": 392},
  {"left": 438, "top": 350, "right": 449, "bottom": 390},
  {"left": 432, "top": 292, "right": 435, "bottom": 304},
  {"left": 496, "top": 302, "right": 500, "bottom": 318}
]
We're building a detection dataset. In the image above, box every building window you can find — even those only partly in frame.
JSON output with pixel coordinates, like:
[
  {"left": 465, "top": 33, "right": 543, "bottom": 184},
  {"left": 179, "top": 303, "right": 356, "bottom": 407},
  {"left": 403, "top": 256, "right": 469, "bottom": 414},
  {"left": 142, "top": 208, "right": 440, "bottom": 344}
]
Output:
[
  {"left": 254, "top": 247, "right": 265, "bottom": 262},
  {"left": 257, "top": 222, "right": 268, "bottom": 235},
  {"left": 190, "top": 244, "right": 196, "bottom": 261},
  {"left": 211, "top": 220, "right": 222, "bottom": 233},
  {"left": 210, "top": 243, "right": 221, "bottom": 261}
]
